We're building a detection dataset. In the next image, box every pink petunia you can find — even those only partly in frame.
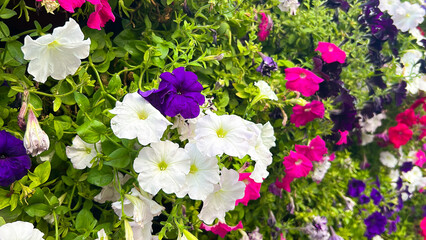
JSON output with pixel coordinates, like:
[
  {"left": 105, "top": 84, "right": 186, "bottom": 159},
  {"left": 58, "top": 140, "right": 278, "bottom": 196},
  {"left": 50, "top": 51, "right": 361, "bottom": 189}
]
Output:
[
  {"left": 275, "top": 175, "right": 294, "bottom": 192},
  {"left": 315, "top": 42, "right": 346, "bottom": 64},
  {"left": 258, "top": 12, "right": 273, "bottom": 41},
  {"left": 200, "top": 221, "right": 243, "bottom": 238},
  {"left": 336, "top": 130, "right": 349, "bottom": 145},
  {"left": 285, "top": 67, "right": 324, "bottom": 97},
  {"left": 416, "top": 150, "right": 426, "bottom": 168},
  {"left": 87, "top": 0, "right": 115, "bottom": 30},
  {"left": 421, "top": 217, "right": 426, "bottom": 239},
  {"left": 290, "top": 101, "right": 325, "bottom": 127},
  {"left": 283, "top": 151, "right": 313, "bottom": 178},
  {"left": 235, "top": 173, "right": 262, "bottom": 206},
  {"left": 295, "top": 135, "right": 328, "bottom": 162},
  {"left": 388, "top": 123, "right": 413, "bottom": 148},
  {"left": 396, "top": 108, "right": 417, "bottom": 127}
]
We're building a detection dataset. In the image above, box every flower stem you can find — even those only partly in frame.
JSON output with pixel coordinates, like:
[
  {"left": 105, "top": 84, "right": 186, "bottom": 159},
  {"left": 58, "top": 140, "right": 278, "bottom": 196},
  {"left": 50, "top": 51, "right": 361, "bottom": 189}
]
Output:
[{"left": 53, "top": 211, "right": 59, "bottom": 240}]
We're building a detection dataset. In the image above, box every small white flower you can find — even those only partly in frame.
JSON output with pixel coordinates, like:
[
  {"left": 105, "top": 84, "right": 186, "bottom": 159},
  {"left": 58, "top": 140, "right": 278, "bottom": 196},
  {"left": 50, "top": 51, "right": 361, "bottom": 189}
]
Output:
[
  {"left": 391, "top": 2, "right": 425, "bottom": 32},
  {"left": 278, "top": 0, "right": 300, "bottom": 15},
  {"left": 23, "top": 109, "right": 50, "bottom": 157},
  {"left": 94, "top": 173, "right": 131, "bottom": 203},
  {"left": 361, "top": 132, "right": 375, "bottom": 146},
  {"left": 21, "top": 18, "right": 91, "bottom": 83},
  {"left": 380, "top": 151, "right": 398, "bottom": 168},
  {"left": 396, "top": 50, "right": 424, "bottom": 94},
  {"left": 0, "top": 221, "right": 44, "bottom": 240},
  {"left": 378, "top": 0, "right": 400, "bottom": 15},
  {"left": 311, "top": 160, "right": 331, "bottom": 182},
  {"left": 134, "top": 141, "right": 190, "bottom": 195},
  {"left": 66, "top": 135, "right": 101, "bottom": 169},
  {"left": 110, "top": 92, "right": 172, "bottom": 146},
  {"left": 96, "top": 229, "right": 108, "bottom": 240},
  {"left": 401, "top": 166, "right": 425, "bottom": 192},
  {"left": 359, "top": 113, "right": 386, "bottom": 133},
  {"left": 176, "top": 143, "right": 220, "bottom": 200},
  {"left": 40, "top": 0, "right": 60, "bottom": 14},
  {"left": 254, "top": 80, "right": 278, "bottom": 101},
  {"left": 198, "top": 168, "right": 246, "bottom": 224},
  {"left": 195, "top": 112, "right": 254, "bottom": 158}
]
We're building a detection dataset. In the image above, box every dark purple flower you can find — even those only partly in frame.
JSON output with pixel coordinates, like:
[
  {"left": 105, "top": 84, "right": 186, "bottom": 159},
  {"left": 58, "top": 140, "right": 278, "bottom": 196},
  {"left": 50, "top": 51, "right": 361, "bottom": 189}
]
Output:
[
  {"left": 0, "top": 130, "right": 31, "bottom": 186},
  {"left": 256, "top": 53, "right": 278, "bottom": 77},
  {"left": 388, "top": 216, "right": 400, "bottom": 234},
  {"left": 370, "top": 188, "right": 383, "bottom": 205},
  {"left": 364, "top": 211, "right": 387, "bottom": 238},
  {"left": 348, "top": 178, "right": 366, "bottom": 197},
  {"left": 392, "top": 81, "right": 407, "bottom": 106},
  {"left": 325, "top": 0, "right": 349, "bottom": 11},
  {"left": 400, "top": 161, "right": 413, "bottom": 173},
  {"left": 359, "top": 194, "right": 370, "bottom": 204},
  {"left": 139, "top": 67, "right": 205, "bottom": 119}
]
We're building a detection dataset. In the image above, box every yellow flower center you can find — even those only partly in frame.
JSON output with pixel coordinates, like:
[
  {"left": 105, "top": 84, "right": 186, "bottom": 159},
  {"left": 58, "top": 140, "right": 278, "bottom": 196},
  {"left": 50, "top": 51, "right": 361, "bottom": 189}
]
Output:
[
  {"left": 295, "top": 158, "right": 303, "bottom": 165},
  {"left": 299, "top": 73, "right": 307, "bottom": 78},
  {"left": 189, "top": 164, "right": 198, "bottom": 174},
  {"left": 158, "top": 161, "right": 168, "bottom": 171},
  {"left": 48, "top": 40, "right": 60, "bottom": 48},
  {"left": 137, "top": 111, "right": 148, "bottom": 120},
  {"left": 216, "top": 127, "right": 227, "bottom": 138}
]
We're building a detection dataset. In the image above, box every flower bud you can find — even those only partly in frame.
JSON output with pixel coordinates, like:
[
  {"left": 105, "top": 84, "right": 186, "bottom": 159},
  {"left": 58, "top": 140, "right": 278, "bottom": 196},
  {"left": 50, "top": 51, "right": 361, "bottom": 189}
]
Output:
[{"left": 23, "top": 109, "right": 50, "bottom": 157}]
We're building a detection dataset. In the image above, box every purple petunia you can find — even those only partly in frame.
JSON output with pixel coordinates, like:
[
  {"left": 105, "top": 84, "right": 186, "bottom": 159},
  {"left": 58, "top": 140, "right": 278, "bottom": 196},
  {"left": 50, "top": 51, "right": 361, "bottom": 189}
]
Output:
[
  {"left": 359, "top": 194, "right": 370, "bottom": 204},
  {"left": 347, "top": 178, "right": 366, "bottom": 197},
  {"left": 400, "top": 161, "right": 413, "bottom": 173},
  {"left": 0, "top": 130, "right": 31, "bottom": 186},
  {"left": 364, "top": 211, "right": 387, "bottom": 239},
  {"left": 370, "top": 188, "right": 383, "bottom": 205},
  {"left": 256, "top": 53, "right": 278, "bottom": 77},
  {"left": 139, "top": 67, "right": 205, "bottom": 119}
]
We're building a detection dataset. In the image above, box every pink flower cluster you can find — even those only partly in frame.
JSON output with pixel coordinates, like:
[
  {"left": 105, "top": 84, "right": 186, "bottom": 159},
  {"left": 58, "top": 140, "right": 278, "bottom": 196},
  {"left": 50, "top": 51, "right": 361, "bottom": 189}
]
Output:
[
  {"left": 275, "top": 136, "right": 331, "bottom": 192},
  {"left": 37, "top": 0, "right": 115, "bottom": 30}
]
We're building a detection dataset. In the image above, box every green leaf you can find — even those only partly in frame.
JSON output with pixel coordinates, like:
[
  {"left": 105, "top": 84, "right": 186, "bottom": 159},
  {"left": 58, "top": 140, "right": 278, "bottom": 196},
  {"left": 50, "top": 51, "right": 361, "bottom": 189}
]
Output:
[
  {"left": 53, "top": 120, "right": 64, "bottom": 139},
  {"left": 104, "top": 148, "right": 131, "bottom": 168},
  {"left": 87, "top": 166, "right": 113, "bottom": 187},
  {"left": 0, "top": 189, "right": 10, "bottom": 211},
  {"left": 6, "top": 41, "right": 25, "bottom": 64},
  {"left": 0, "top": 9, "right": 17, "bottom": 19},
  {"left": 74, "top": 91, "right": 90, "bottom": 112},
  {"left": 53, "top": 97, "right": 61, "bottom": 112},
  {"left": 24, "top": 203, "right": 51, "bottom": 217},
  {"left": 75, "top": 209, "right": 97, "bottom": 233},
  {"left": 76, "top": 120, "right": 107, "bottom": 144},
  {"left": 29, "top": 161, "right": 51, "bottom": 188},
  {"left": 0, "top": 21, "right": 9, "bottom": 38},
  {"left": 107, "top": 74, "right": 121, "bottom": 94},
  {"left": 54, "top": 142, "right": 67, "bottom": 160}
]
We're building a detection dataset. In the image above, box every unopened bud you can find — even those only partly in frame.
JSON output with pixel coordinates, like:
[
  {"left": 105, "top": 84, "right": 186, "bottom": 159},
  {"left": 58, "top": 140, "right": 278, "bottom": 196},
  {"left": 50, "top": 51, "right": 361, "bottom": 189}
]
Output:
[
  {"left": 267, "top": 210, "right": 276, "bottom": 227},
  {"left": 18, "top": 101, "right": 27, "bottom": 131},
  {"left": 23, "top": 109, "right": 50, "bottom": 157}
]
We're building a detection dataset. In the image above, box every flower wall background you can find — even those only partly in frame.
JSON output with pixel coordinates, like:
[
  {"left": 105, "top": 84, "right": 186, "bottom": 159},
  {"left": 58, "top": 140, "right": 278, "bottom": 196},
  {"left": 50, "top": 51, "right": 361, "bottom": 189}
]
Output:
[{"left": 0, "top": 0, "right": 425, "bottom": 239}]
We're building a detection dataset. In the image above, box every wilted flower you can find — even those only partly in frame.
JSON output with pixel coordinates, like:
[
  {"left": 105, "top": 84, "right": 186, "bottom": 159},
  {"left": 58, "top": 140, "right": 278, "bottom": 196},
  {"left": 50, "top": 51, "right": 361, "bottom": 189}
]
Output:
[
  {"left": 66, "top": 135, "right": 101, "bottom": 169},
  {"left": 278, "top": 0, "right": 300, "bottom": 15},
  {"left": 21, "top": 18, "right": 91, "bottom": 83},
  {"left": 38, "top": 0, "right": 60, "bottom": 14},
  {"left": 0, "top": 221, "right": 44, "bottom": 240},
  {"left": 23, "top": 109, "right": 50, "bottom": 157},
  {"left": 0, "top": 130, "right": 31, "bottom": 186},
  {"left": 301, "top": 216, "right": 330, "bottom": 240},
  {"left": 256, "top": 53, "right": 278, "bottom": 77},
  {"left": 258, "top": 12, "right": 273, "bottom": 41}
]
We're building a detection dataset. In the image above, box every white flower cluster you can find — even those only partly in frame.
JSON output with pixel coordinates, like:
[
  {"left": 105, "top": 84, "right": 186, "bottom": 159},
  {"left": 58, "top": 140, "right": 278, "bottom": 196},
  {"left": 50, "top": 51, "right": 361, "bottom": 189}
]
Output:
[
  {"left": 359, "top": 112, "right": 386, "bottom": 145},
  {"left": 395, "top": 50, "right": 426, "bottom": 94},
  {"left": 379, "top": 0, "right": 425, "bottom": 32}
]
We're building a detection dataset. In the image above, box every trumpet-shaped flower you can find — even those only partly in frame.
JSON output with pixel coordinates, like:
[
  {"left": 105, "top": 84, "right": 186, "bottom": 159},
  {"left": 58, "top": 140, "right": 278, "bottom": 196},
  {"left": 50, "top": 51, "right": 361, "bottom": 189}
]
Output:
[
  {"left": 295, "top": 136, "right": 328, "bottom": 162},
  {"left": 0, "top": 221, "right": 44, "bottom": 240},
  {"left": 134, "top": 141, "right": 190, "bottom": 195},
  {"left": 66, "top": 135, "right": 101, "bottom": 169},
  {"left": 391, "top": 2, "right": 425, "bottom": 32},
  {"left": 379, "top": 151, "right": 398, "bottom": 168},
  {"left": 194, "top": 112, "right": 255, "bottom": 158},
  {"left": 23, "top": 109, "right": 50, "bottom": 157},
  {"left": 388, "top": 123, "right": 413, "bottom": 148},
  {"left": 315, "top": 42, "right": 346, "bottom": 64},
  {"left": 21, "top": 18, "right": 91, "bottom": 83},
  {"left": 254, "top": 80, "right": 278, "bottom": 100},
  {"left": 285, "top": 68, "right": 324, "bottom": 97},
  {"left": 110, "top": 92, "right": 171, "bottom": 146},
  {"left": 0, "top": 131, "right": 31, "bottom": 186},
  {"left": 176, "top": 143, "right": 220, "bottom": 201},
  {"left": 87, "top": 0, "right": 115, "bottom": 30},
  {"left": 198, "top": 168, "right": 246, "bottom": 224},
  {"left": 290, "top": 101, "right": 325, "bottom": 127},
  {"left": 283, "top": 151, "right": 313, "bottom": 178},
  {"left": 94, "top": 173, "right": 131, "bottom": 203}
]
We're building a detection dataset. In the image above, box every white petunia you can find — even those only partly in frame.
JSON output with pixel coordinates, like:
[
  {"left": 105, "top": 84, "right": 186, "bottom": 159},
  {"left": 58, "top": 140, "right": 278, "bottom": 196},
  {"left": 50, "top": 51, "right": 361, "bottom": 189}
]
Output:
[
  {"left": 379, "top": 151, "right": 398, "bottom": 168},
  {"left": 176, "top": 143, "right": 220, "bottom": 200},
  {"left": 254, "top": 80, "right": 278, "bottom": 101},
  {"left": 134, "top": 141, "right": 190, "bottom": 195},
  {"left": 66, "top": 135, "right": 101, "bottom": 169},
  {"left": 21, "top": 18, "right": 90, "bottom": 83},
  {"left": 401, "top": 166, "right": 426, "bottom": 192},
  {"left": 110, "top": 92, "right": 172, "bottom": 145},
  {"left": 171, "top": 113, "right": 204, "bottom": 142},
  {"left": 95, "top": 229, "right": 108, "bottom": 240},
  {"left": 278, "top": 0, "right": 300, "bottom": 15},
  {"left": 0, "top": 221, "right": 44, "bottom": 240},
  {"left": 396, "top": 50, "right": 424, "bottom": 94},
  {"left": 112, "top": 188, "right": 164, "bottom": 240},
  {"left": 198, "top": 168, "right": 246, "bottom": 224},
  {"left": 378, "top": 0, "right": 400, "bottom": 15},
  {"left": 94, "top": 173, "right": 131, "bottom": 203},
  {"left": 359, "top": 113, "right": 386, "bottom": 133},
  {"left": 311, "top": 160, "right": 331, "bottom": 182},
  {"left": 391, "top": 2, "right": 425, "bottom": 32},
  {"left": 409, "top": 28, "right": 426, "bottom": 46},
  {"left": 194, "top": 112, "right": 254, "bottom": 158},
  {"left": 361, "top": 132, "right": 375, "bottom": 146}
]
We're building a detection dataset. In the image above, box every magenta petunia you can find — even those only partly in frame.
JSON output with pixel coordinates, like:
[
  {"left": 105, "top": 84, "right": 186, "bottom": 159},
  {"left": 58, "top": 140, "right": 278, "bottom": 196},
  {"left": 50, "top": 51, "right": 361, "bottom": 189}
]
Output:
[
  {"left": 336, "top": 130, "right": 349, "bottom": 145},
  {"left": 285, "top": 67, "right": 324, "bottom": 97},
  {"left": 200, "top": 221, "right": 243, "bottom": 238},
  {"left": 295, "top": 135, "right": 328, "bottom": 162},
  {"left": 275, "top": 175, "right": 295, "bottom": 192},
  {"left": 258, "top": 12, "right": 273, "bottom": 41},
  {"left": 283, "top": 151, "right": 313, "bottom": 178},
  {"left": 415, "top": 150, "right": 426, "bottom": 168},
  {"left": 315, "top": 42, "right": 346, "bottom": 64},
  {"left": 87, "top": 0, "right": 115, "bottom": 30},
  {"left": 235, "top": 173, "right": 262, "bottom": 206},
  {"left": 290, "top": 101, "right": 325, "bottom": 127},
  {"left": 56, "top": 0, "right": 100, "bottom": 13}
]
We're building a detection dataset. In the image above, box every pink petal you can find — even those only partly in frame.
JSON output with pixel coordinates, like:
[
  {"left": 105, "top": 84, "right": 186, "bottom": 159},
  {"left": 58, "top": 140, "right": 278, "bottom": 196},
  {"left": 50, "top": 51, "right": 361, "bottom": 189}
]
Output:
[
  {"left": 58, "top": 0, "right": 86, "bottom": 13},
  {"left": 235, "top": 173, "right": 262, "bottom": 206},
  {"left": 200, "top": 221, "right": 243, "bottom": 238}
]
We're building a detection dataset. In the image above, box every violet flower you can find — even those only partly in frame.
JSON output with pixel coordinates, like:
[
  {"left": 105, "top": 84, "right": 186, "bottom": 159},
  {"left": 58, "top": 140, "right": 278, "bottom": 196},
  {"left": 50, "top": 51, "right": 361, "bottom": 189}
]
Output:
[
  {"left": 0, "top": 130, "right": 31, "bottom": 186},
  {"left": 347, "top": 178, "right": 366, "bottom": 197},
  {"left": 139, "top": 67, "right": 205, "bottom": 119},
  {"left": 359, "top": 194, "right": 371, "bottom": 204},
  {"left": 256, "top": 52, "right": 278, "bottom": 77},
  {"left": 388, "top": 216, "right": 400, "bottom": 234},
  {"left": 400, "top": 161, "right": 413, "bottom": 173},
  {"left": 370, "top": 188, "right": 383, "bottom": 205},
  {"left": 364, "top": 211, "right": 387, "bottom": 238}
]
